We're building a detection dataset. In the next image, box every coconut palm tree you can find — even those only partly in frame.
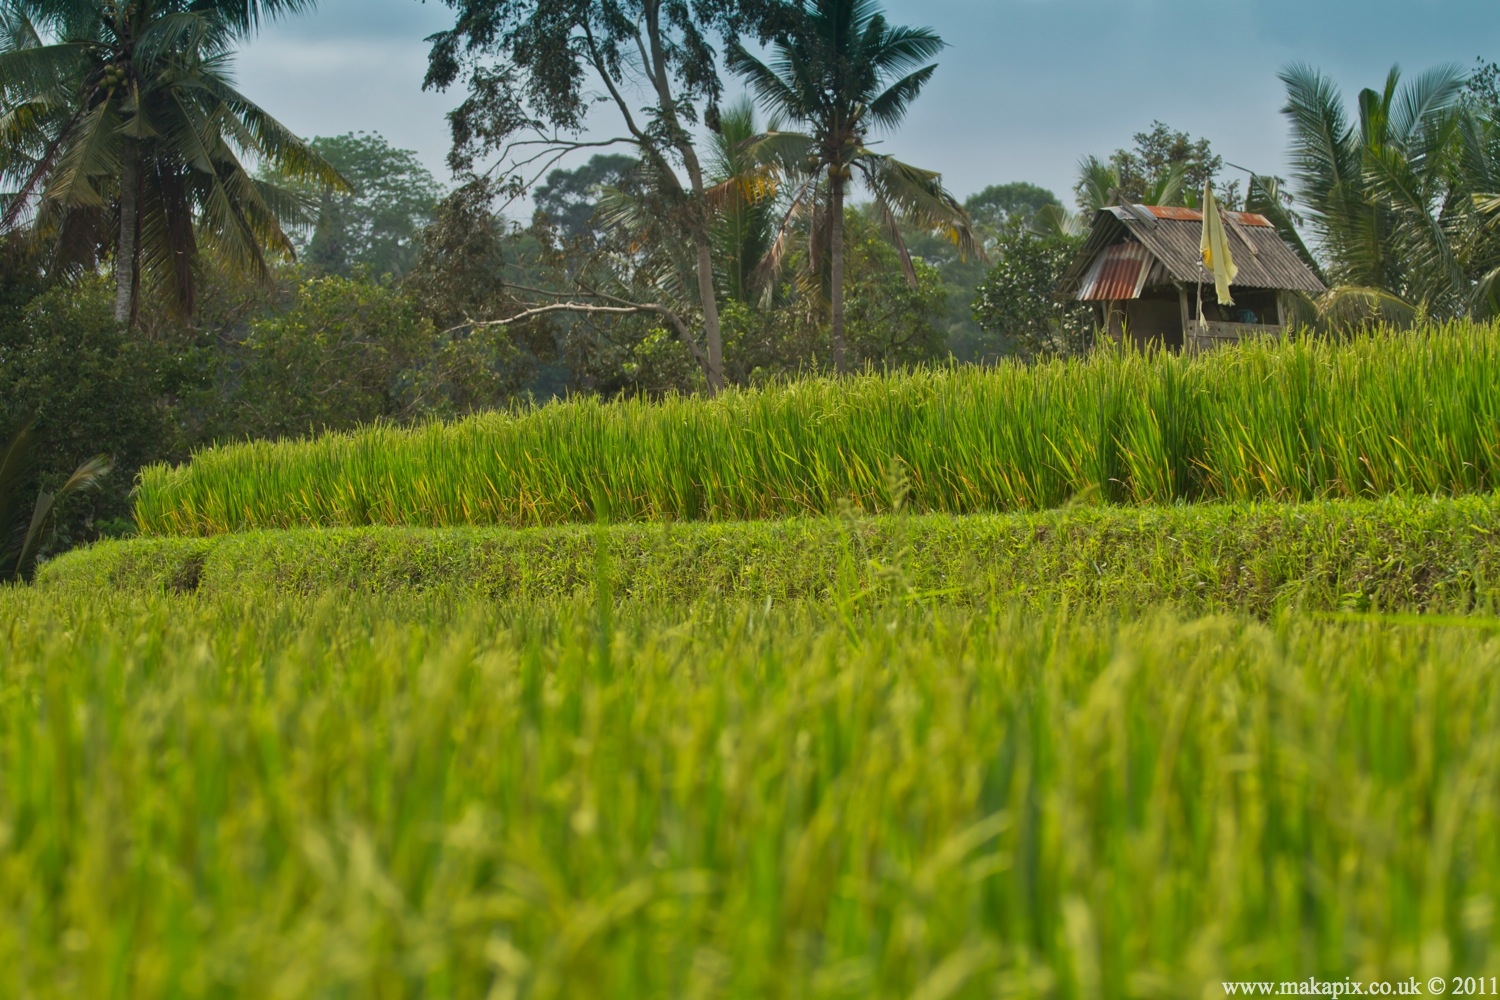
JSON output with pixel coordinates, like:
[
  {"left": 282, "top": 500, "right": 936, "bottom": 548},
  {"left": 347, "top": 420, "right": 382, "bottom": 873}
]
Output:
[
  {"left": 0, "top": 0, "right": 342, "bottom": 326},
  {"left": 727, "top": 0, "right": 975, "bottom": 374},
  {"left": 705, "top": 98, "right": 778, "bottom": 306},
  {"left": 1273, "top": 62, "right": 1471, "bottom": 316}
]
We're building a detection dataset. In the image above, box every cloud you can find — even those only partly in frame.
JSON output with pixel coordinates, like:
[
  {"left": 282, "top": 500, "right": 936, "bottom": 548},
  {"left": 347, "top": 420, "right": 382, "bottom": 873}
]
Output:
[
  {"left": 228, "top": 0, "right": 1500, "bottom": 205},
  {"left": 235, "top": 5, "right": 456, "bottom": 179}
]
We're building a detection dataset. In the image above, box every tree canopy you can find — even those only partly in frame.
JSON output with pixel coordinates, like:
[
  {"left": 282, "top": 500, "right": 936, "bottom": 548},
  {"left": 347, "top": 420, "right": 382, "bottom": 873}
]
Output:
[
  {"left": 728, "top": 0, "right": 975, "bottom": 373},
  {"left": 0, "top": 0, "right": 340, "bottom": 324},
  {"left": 966, "top": 182, "right": 1060, "bottom": 232},
  {"left": 422, "top": 0, "right": 791, "bottom": 393},
  {"left": 532, "top": 154, "right": 638, "bottom": 240},
  {"left": 295, "top": 133, "right": 443, "bottom": 280}
]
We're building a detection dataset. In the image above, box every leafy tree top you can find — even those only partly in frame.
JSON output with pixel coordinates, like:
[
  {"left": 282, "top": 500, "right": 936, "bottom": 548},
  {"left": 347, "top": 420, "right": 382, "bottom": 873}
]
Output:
[
  {"left": 965, "top": 182, "right": 1060, "bottom": 232},
  {"left": 1075, "top": 121, "right": 1234, "bottom": 209},
  {"left": 532, "top": 154, "right": 639, "bottom": 240},
  {"left": 422, "top": 0, "right": 790, "bottom": 176},
  {"left": 289, "top": 132, "right": 444, "bottom": 280}
]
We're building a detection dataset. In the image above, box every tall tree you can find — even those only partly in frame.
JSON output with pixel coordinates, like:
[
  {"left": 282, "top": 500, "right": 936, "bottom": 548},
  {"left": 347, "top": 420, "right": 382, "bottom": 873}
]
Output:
[
  {"left": 972, "top": 221, "right": 1091, "bottom": 360},
  {"left": 728, "top": 0, "right": 975, "bottom": 373},
  {"left": 423, "top": 0, "right": 788, "bottom": 395},
  {"left": 0, "top": 0, "right": 340, "bottom": 326},
  {"left": 1100, "top": 121, "right": 1231, "bottom": 208},
  {"left": 532, "top": 154, "right": 639, "bottom": 240},
  {"left": 295, "top": 132, "right": 443, "bottom": 280},
  {"left": 965, "top": 182, "right": 1059, "bottom": 234}
]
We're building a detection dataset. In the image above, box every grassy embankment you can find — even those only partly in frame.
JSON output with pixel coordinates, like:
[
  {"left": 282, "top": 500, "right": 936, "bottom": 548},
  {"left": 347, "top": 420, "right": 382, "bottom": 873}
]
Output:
[
  {"left": 41, "top": 493, "right": 1500, "bottom": 615},
  {"left": 135, "top": 322, "right": 1500, "bottom": 535},
  {"left": 3, "top": 589, "right": 1500, "bottom": 996}
]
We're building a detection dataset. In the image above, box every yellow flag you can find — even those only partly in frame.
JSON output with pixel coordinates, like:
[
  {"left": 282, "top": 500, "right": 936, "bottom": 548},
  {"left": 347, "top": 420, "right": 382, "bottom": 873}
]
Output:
[{"left": 1199, "top": 182, "right": 1238, "bottom": 306}]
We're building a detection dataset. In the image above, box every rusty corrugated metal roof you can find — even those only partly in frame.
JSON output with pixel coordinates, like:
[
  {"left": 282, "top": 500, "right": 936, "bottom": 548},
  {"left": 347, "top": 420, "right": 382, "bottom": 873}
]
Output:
[
  {"left": 1145, "top": 205, "right": 1274, "bottom": 227},
  {"left": 1078, "top": 242, "right": 1152, "bottom": 300},
  {"left": 1055, "top": 205, "right": 1326, "bottom": 299}
]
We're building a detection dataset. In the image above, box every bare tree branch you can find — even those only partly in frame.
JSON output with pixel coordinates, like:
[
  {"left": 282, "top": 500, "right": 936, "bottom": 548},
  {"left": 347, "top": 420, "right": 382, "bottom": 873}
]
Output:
[
  {"left": 450, "top": 295, "right": 710, "bottom": 370},
  {"left": 456, "top": 302, "right": 648, "bottom": 328}
]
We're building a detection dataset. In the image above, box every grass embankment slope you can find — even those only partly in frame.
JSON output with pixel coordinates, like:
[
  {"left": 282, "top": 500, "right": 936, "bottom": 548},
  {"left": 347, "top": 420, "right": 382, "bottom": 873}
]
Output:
[
  {"left": 4, "top": 591, "right": 1500, "bottom": 996},
  {"left": 136, "top": 322, "right": 1500, "bottom": 535},
  {"left": 42, "top": 493, "right": 1500, "bottom": 615}
]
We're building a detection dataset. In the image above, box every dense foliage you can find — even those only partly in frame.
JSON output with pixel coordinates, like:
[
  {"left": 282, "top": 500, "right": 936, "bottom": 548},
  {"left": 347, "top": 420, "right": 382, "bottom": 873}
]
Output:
[
  {"left": 1075, "top": 120, "right": 1238, "bottom": 210},
  {"left": 0, "top": 275, "right": 178, "bottom": 536},
  {"left": 0, "top": 0, "right": 341, "bottom": 323},
  {"left": 1258, "top": 64, "right": 1500, "bottom": 319},
  {"left": 294, "top": 132, "right": 444, "bottom": 280},
  {"left": 727, "top": 0, "right": 974, "bottom": 373},
  {"left": 971, "top": 223, "right": 1091, "bottom": 358}
]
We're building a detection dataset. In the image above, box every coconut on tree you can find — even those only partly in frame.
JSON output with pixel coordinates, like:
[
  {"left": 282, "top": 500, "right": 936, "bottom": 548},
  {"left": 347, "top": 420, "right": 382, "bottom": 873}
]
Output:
[{"left": 0, "top": 0, "right": 343, "bottom": 327}]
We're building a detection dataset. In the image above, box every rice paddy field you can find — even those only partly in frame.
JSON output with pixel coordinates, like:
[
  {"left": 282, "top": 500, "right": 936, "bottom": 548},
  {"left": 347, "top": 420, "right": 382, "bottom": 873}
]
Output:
[
  {"left": 136, "top": 323, "right": 1500, "bottom": 535},
  {"left": 9, "top": 327, "right": 1500, "bottom": 997}
]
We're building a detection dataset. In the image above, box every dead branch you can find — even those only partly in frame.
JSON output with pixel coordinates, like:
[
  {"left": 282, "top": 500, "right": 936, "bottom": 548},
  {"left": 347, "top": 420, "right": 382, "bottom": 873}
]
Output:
[{"left": 450, "top": 294, "right": 711, "bottom": 373}]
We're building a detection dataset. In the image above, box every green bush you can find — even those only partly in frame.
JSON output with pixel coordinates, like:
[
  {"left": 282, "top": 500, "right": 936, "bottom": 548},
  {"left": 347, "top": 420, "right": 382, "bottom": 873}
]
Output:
[
  {"left": 972, "top": 222, "right": 1093, "bottom": 358},
  {"left": 0, "top": 278, "right": 179, "bottom": 541},
  {"left": 227, "top": 271, "right": 522, "bottom": 439},
  {"left": 722, "top": 210, "right": 949, "bottom": 383}
]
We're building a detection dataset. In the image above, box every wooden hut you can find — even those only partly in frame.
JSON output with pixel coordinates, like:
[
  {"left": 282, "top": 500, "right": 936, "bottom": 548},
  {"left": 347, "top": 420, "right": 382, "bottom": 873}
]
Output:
[{"left": 1056, "top": 205, "right": 1326, "bottom": 351}]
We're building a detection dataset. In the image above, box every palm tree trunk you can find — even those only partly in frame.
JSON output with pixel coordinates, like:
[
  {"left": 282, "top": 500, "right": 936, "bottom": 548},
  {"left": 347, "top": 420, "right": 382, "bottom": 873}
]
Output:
[
  {"left": 114, "top": 148, "right": 139, "bottom": 326},
  {"left": 695, "top": 236, "right": 725, "bottom": 396},
  {"left": 830, "top": 172, "right": 847, "bottom": 375}
]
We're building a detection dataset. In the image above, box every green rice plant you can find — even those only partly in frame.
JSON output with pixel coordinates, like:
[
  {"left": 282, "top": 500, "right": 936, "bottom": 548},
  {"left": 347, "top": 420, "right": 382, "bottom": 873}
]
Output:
[
  {"left": 135, "top": 323, "right": 1500, "bottom": 535},
  {"left": 3, "top": 589, "right": 1500, "bottom": 997}
]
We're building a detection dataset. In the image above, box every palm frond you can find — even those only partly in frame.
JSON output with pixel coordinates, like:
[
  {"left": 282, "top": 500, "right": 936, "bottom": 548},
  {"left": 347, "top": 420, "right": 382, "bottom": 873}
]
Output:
[
  {"left": 858, "top": 151, "right": 979, "bottom": 261},
  {"left": 0, "top": 40, "right": 92, "bottom": 98},
  {"left": 1474, "top": 262, "right": 1500, "bottom": 318},
  {"left": 197, "top": 0, "right": 322, "bottom": 37},
  {"left": 193, "top": 74, "right": 347, "bottom": 189},
  {"left": 727, "top": 43, "right": 807, "bottom": 124},
  {"left": 1317, "top": 284, "right": 1418, "bottom": 330},
  {"left": 863, "top": 24, "right": 944, "bottom": 77},
  {"left": 1246, "top": 173, "right": 1325, "bottom": 283},
  {"left": 1389, "top": 62, "right": 1465, "bottom": 149},
  {"left": 1075, "top": 155, "right": 1120, "bottom": 212},
  {"left": 1279, "top": 63, "right": 1360, "bottom": 220},
  {"left": 14, "top": 452, "right": 110, "bottom": 580},
  {"left": 42, "top": 98, "right": 120, "bottom": 209},
  {"left": 866, "top": 63, "right": 935, "bottom": 131},
  {"left": 1029, "top": 203, "right": 1085, "bottom": 238},
  {"left": 1145, "top": 163, "right": 1186, "bottom": 207}
]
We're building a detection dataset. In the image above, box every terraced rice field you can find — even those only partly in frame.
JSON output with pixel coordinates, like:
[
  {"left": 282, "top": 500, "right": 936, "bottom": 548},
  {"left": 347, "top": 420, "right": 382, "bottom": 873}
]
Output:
[
  {"left": 135, "top": 323, "right": 1500, "bottom": 534},
  {"left": 9, "top": 327, "right": 1500, "bottom": 996}
]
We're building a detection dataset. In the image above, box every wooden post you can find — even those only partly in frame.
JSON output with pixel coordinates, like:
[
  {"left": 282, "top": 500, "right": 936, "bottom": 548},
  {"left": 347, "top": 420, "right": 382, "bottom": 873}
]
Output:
[{"left": 1176, "top": 283, "right": 1191, "bottom": 352}]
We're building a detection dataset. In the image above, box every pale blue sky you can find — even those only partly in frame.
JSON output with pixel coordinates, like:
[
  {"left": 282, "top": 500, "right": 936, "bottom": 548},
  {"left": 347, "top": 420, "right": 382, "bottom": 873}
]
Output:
[{"left": 236, "top": 0, "right": 1500, "bottom": 207}]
